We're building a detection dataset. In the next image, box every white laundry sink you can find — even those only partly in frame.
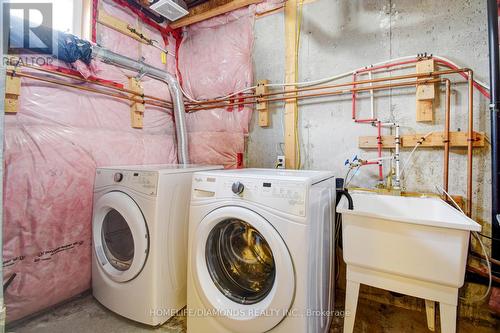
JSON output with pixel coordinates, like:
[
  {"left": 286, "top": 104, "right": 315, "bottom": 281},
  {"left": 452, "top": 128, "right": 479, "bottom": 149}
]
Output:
[{"left": 337, "top": 192, "right": 481, "bottom": 288}]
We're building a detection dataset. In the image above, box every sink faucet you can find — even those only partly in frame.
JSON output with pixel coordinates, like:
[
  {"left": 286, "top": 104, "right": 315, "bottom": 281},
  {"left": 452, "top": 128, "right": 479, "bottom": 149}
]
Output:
[{"left": 386, "top": 167, "right": 402, "bottom": 196}]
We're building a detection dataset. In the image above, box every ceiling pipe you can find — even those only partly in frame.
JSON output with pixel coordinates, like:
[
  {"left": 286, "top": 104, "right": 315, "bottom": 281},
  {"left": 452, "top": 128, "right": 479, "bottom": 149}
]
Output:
[
  {"left": 92, "top": 45, "right": 190, "bottom": 164},
  {"left": 487, "top": 0, "right": 500, "bottom": 263}
]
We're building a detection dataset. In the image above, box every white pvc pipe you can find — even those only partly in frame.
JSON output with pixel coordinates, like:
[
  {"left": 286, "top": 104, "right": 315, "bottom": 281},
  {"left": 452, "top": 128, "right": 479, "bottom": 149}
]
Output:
[
  {"left": 395, "top": 124, "right": 401, "bottom": 189},
  {"left": 188, "top": 54, "right": 491, "bottom": 103}
]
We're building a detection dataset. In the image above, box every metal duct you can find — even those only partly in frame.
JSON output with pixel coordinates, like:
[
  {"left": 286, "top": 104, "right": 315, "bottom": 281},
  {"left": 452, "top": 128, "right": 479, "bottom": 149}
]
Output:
[{"left": 92, "top": 45, "right": 190, "bottom": 164}]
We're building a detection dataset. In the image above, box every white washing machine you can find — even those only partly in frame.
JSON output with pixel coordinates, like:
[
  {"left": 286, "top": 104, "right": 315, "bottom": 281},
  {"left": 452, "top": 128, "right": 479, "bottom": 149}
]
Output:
[
  {"left": 92, "top": 164, "right": 222, "bottom": 326},
  {"left": 187, "top": 169, "right": 336, "bottom": 333}
]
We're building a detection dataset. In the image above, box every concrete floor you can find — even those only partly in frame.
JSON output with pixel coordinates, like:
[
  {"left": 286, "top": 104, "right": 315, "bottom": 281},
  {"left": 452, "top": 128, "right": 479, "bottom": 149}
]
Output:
[{"left": 8, "top": 293, "right": 498, "bottom": 333}]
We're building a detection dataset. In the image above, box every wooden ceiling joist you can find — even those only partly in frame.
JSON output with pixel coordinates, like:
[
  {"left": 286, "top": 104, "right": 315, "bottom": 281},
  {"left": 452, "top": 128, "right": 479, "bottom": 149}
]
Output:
[{"left": 170, "top": 0, "right": 262, "bottom": 29}]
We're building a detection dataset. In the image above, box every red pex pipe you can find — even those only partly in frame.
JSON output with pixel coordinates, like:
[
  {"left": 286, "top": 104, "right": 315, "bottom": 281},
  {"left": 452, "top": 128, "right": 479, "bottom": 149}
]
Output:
[
  {"left": 348, "top": 56, "right": 491, "bottom": 185},
  {"left": 434, "top": 58, "right": 490, "bottom": 99},
  {"left": 352, "top": 59, "right": 421, "bottom": 120},
  {"left": 357, "top": 59, "right": 419, "bottom": 74},
  {"left": 350, "top": 58, "right": 491, "bottom": 121}
]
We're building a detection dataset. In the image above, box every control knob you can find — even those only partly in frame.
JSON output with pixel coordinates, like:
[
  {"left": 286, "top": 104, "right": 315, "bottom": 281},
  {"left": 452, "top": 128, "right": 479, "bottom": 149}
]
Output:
[
  {"left": 232, "top": 181, "right": 244, "bottom": 195},
  {"left": 114, "top": 172, "right": 124, "bottom": 182}
]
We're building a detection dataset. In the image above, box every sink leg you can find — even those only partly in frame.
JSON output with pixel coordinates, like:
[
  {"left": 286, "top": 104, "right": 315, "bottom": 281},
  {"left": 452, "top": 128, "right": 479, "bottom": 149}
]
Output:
[
  {"left": 343, "top": 279, "right": 360, "bottom": 333},
  {"left": 439, "top": 302, "right": 457, "bottom": 333},
  {"left": 425, "top": 300, "right": 435, "bottom": 331}
]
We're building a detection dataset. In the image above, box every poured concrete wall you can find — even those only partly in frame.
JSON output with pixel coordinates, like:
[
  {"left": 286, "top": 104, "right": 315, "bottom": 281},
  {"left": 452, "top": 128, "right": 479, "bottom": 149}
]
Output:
[
  {"left": 249, "top": 0, "right": 491, "bottom": 225},
  {"left": 248, "top": 0, "right": 493, "bottom": 320}
]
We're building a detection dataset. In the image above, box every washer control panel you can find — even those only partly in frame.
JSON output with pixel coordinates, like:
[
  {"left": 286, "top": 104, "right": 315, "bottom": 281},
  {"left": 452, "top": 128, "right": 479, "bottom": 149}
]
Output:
[
  {"left": 95, "top": 169, "right": 159, "bottom": 196},
  {"left": 193, "top": 176, "right": 307, "bottom": 216}
]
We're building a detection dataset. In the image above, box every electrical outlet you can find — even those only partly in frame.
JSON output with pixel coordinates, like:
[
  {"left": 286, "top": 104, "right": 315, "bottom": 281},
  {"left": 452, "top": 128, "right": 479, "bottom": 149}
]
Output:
[{"left": 276, "top": 155, "right": 285, "bottom": 169}]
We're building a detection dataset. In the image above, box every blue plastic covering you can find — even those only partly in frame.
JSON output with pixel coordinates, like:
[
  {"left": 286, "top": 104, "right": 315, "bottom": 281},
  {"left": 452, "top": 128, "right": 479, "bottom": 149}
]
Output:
[{"left": 7, "top": 15, "right": 92, "bottom": 64}]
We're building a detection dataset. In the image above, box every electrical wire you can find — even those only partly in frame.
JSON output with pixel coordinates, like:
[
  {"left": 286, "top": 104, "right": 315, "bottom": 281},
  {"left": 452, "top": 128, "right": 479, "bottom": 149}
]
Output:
[
  {"left": 400, "top": 132, "right": 434, "bottom": 179},
  {"left": 294, "top": 0, "right": 304, "bottom": 169},
  {"left": 435, "top": 185, "right": 492, "bottom": 303},
  {"left": 466, "top": 233, "right": 492, "bottom": 303},
  {"left": 476, "top": 233, "right": 500, "bottom": 242},
  {"left": 335, "top": 212, "right": 342, "bottom": 283},
  {"left": 179, "top": 83, "right": 201, "bottom": 103},
  {"left": 432, "top": 55, "right": 490, "bottom": 91},
  {"left": 344, "top": 168, "right": 353, "bottom": 187},
  {"left": 346, "top": 165, "right": 361, "bottom": 187},
  {"left": 179, "top": 54, "right": 490, "bottom": 110},
  {"left": 181, "top": 84, "right": 258, "bottom": 104}
]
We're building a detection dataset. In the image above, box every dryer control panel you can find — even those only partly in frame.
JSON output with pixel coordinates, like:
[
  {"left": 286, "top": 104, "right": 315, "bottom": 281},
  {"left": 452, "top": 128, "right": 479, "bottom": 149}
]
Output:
[
  {"left": 95, "top": 169, "right": 159, "bottom": 196},
  {"left": 193, "top": 175, "right": 307, "bottom": 217}
]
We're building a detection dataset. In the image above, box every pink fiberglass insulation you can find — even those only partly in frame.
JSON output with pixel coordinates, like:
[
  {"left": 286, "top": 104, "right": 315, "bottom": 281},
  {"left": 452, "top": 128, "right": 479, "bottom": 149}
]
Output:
[
  {"left": 2, "top": 4, "right": 177, "bottom": 323},
  {"left": 3, "top": 61, "right": 178, "bottom": 322},
  {"left": 3, "top": 0, "right": 256, "bottom": 322},
  {"left": 178, "top": 7, "right": 256, "bottom": 168}
]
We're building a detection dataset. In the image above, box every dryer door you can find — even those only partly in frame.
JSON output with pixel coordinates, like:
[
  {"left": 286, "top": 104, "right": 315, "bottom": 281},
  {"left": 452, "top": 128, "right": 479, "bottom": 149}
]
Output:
[
  {"left": 93, "top": 191, "right": 149, "bottom": 282},
  {"left": 193, "top": 206, "right": 294, "bottom": 333}
]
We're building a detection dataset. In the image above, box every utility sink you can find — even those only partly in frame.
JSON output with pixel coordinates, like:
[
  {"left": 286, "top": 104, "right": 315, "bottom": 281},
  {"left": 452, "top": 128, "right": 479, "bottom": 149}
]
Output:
[{"left": 337, "top": 191, "right": 481, "bottom": 288}]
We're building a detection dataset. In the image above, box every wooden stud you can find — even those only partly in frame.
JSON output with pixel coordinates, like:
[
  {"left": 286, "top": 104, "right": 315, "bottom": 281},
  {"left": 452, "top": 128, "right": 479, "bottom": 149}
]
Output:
[
  {"left": 403, "top": 132, "right": 485, "bottom": 148},
  {"left": 284, "top": 0, "right": 298, "bottom": 169},
  {"left": 81, "top": 0, "right": 93, "bottom": 41},
  {"left": 128, "top": 78, "right": 145, "bottom": 129},
  {"left": 256, "top": 79, "right": 270, "bottom": 127},
  {"left": 5, "top": 66, "right": 22, "bottom": 114},
  {"left": 98, "top": 9, "right": 151, "bottom": 45},
  {"left": 416, "top": 59, "right": 436, "bottom": 122},
  {"left": 170, "top": 0, "right": 262, "bottom": 29},
  {"left": 358, "top": 131, "right": 485, "bottom": 149},
  {"left": 358, "top": 135, "right": 397, "bottom": 149}
]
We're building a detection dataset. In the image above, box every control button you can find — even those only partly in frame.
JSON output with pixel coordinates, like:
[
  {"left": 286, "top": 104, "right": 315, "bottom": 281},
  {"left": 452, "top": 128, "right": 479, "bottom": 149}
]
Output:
[
  {"left": 114, "top": 172, "right": 123, "bottom": 182},
  {"left": 232, "top": 181, "right": 245, "bottom": 195}
]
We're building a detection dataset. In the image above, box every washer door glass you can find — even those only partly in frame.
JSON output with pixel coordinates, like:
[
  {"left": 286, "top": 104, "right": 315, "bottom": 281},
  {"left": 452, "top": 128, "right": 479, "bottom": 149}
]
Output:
[
  {"left": 206, "top": 219, "right": 275, "bottom": 305},
  {"left": 102, "top": 209, "right": 134, "bottom": 271},
  {"left": 93, "top": 191, "right": 149, "bottom": 283},
  {"left": 193, "top": 206, "right": 295, "bottom": 333}
]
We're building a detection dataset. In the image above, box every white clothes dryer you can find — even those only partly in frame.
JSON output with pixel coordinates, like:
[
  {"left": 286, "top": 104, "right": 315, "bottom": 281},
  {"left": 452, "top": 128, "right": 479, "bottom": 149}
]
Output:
[{"left": 92, "top": 164, "right": 221, "bottom": 326}]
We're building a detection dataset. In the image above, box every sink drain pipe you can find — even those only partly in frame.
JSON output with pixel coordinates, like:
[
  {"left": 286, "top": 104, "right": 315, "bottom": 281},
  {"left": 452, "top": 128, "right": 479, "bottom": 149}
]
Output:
[
  {"left": 91, "top": 45, "right": 190, "bottom": 164},
  {"left": 487, "top": 0, "right": 500, "bottom": 264}
]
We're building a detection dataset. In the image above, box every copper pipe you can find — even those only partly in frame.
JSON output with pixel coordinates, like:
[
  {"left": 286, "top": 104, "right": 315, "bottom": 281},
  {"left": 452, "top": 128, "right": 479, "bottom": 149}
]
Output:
[
  {"left": 186, "top": 78, "right": 442, "bottom": 112},
  {"left": 467, "top": 71, "right": 474, "bottom": 217},
  {"left": 185, "top": 68, "right": 470, "bottom": 107},
  {"left": 6, "top": 70, "right": 171, "bottom": 109},
  {"left": 471, "top": 249, "right": 500, "bottom": 266},
  {"left": 466, "top": 265, "right": 500, "bottom": 283},
  {"left": 18, "top": 63, "right": 173, "bottom": 106},
  {"left": 443, "top": 79, "right": 451, "bottom": 194}
]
